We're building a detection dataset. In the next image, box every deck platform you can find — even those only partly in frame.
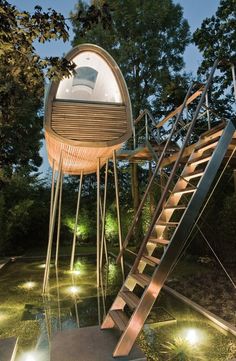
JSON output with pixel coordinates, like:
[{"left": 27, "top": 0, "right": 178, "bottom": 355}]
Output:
[
  {"left": 51, "top": 326, "right": 146, "bottom": 361},
  {"left": 0, "top": 337, "right": 18, "bottom": 361}
]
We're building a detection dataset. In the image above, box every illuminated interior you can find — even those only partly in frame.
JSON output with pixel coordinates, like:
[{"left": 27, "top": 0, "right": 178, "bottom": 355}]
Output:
[{"left": 56, "top": 51, "right": 122, "bottom": 103}]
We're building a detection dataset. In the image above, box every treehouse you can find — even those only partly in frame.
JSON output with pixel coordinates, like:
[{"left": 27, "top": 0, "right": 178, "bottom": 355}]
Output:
[{"left": 44, "top": 44, "right": 132, "bottom": 175}]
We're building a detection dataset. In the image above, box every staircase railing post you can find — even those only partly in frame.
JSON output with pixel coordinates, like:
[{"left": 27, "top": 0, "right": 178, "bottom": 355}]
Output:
[
  {"left": 131, "top": 59, "right": 219, "bottom": 272},
  {"left": 116, "top": 82, "right": 194, "bottom": 263}
]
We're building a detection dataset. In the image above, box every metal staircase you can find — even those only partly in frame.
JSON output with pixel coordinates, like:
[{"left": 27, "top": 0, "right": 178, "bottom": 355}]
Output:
[{"left": 101, "top": 61, "right": 236, "bottom": 357}]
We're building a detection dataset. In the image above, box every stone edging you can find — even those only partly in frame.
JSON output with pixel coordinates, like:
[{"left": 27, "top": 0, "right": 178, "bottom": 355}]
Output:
[{"left": 163, "top": 285, "right": 236, "bottom": 337}]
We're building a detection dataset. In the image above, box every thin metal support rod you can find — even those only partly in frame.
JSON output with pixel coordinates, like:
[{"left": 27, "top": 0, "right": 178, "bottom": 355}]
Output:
[
  {"left": 70, "top": 171, "right": 84, "bottom": 271},
  {"left": 113, "top": 150, "right": 125, "bottom": 281},
  {"left": 100, "top": 160, "right": 109, "bottom": 270},
  {"left": 55, "top": 267, "right": 62, "bottom": 331},
  {"left": 100, "top": 271, "right": 107, "bottom": 320},
  {"left": 97, "top": 158, "right": 101, "bottom": 288},
  {"left": 97, "top": 286, "right": 101, "bottom": 325},
  {"left": 43, "top": 294, "right": 52, "bottom": 343},
  {"left": 197, "top": 226, "right": 236, "bottom": 289},
  {"left": 99, "top": 197, "right": 108, "bottom": 268},
  {"left": 74, "top": 300, "right": 80, "bottom": 328},
  {"left": 55, "top": 173, "right": 63, "bottom": 267},
  {"left": 117, "top": 82, "right": 194, "bottom": 262},
  {"left": 170, "top": 146, "right": 236, "bottom": 278},
  {"left": 43, "top": 154, "right": 63, "bottom": 294},
  {"left": 145, "top": 113, "right": 148, "bottom": 141},
  {"left": 205, "top": 92, "right": 211, "bottom": 130},
  {"left": 232, "top": 64, "right": 236, "bottom": 101},
  {"left": 133, "top": 121, "right": 136, "bottom": 150}
]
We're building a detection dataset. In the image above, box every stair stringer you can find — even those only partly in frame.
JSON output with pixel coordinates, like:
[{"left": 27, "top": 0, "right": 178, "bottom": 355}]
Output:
[{"left": 102, "top": 120, "right": 235, "bottom": 357}]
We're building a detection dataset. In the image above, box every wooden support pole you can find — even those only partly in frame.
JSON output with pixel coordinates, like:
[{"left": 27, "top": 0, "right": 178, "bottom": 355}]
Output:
[
  {"left": 113, "top": 150, "right": 125, "bottom": 281},
  {"left": 43, "top": 160, "right": 55, "bottom": 293},
  {"left": 55, "top": 173, "right": 63, "bottom": 267},
  {"left": 70, "top": 171, "right": 84, "bottom": 271},
  {"left": 100, "top": 160, "right": 109, "bottom": 271},
  {"left": 55, "top": 267, "right": 62, "bottom": 331},
  {"left": 49, "top": 159, "right": 55, "bottom": 231},
  {"left": 43, "top": 154, "right": 63, "bottom": 294},
  {"left": 97, "top": 158, "right": 101, "bottom": 288}
]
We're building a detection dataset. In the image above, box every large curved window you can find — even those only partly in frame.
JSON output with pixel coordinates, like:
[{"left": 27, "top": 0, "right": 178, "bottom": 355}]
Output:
[{"left": 56, "top": 51, "right": 122, "bottom": 103}]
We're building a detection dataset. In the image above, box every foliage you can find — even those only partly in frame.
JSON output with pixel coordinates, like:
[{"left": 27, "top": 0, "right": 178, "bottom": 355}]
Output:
[
  {"left": 71, "top": 0, "right": 190, "bottom": 118},
  {"left": 162, "top": 337, "right": 204, "bottom": 361},
  {"left": 0, "top": 1, "right": 79, "bottom": 254},
  {"left": 193, "top": 0, "right": 236, "bottom": 76},
  {"left": 76, "top": 1, "right": 112, "bottom": 36},
  {"left": 193, "top": 0, "right": 235, "bottom": 118},
  {"left": 105, "top": 210, "right": 118, "bottom": 242},
  {"left": 0, "top": 0, "right": 75, "bottom": 82},
  {"left": 0, "top": 173, "right": 50, "bottom": 254}
]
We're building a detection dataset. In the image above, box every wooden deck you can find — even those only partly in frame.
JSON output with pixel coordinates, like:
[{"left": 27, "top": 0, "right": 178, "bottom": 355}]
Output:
[{"left": 117, "top": 136, "right": 236, "bottom": 166}]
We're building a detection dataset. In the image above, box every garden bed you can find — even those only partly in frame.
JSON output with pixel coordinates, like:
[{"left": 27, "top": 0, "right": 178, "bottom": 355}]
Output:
[{"left": 167, "top": 257, "right": 236, "bottom": 327}]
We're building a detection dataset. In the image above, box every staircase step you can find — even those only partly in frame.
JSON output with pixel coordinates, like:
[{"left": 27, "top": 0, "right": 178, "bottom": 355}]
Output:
[
  {"left": 120, "top": 289, "right": 140, "bottom": 310},
  {"left": 164, "top": 205, "right": 186, "bottom": 210},
  {"left": 195, "top": 140, "right": 218, "bottom": 152},
  {"left": 183, "top": 170, "right": 204, "bottom": 180},
  {"left": 173, "top": 186, "right": 196, "bottom": 195},
  {"left": 130, "top": 272, "right": 151, "bottom": 288},
  {"left": 141, "top": 255, "right": 161, "bottom": 267},
  {"left": 157, "top": 221, "right": 179, "bottom": 227},
  {"left": 188, "top": 155, "right": 211, "bottom": 166},
  {"left": 201, "top": 122, "right": 225, "bottom": 138},
  {"left": 148, "top": 237, "right": 169, "bottom": 245},
  {"left": 109, "top": 309, "right": 129, "bottom": 331}
]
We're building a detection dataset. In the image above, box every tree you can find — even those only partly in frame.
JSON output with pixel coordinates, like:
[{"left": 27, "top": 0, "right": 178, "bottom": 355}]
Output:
[
  {"left": 72, "top": 0, "right": 190, "bottom": 117},
  {"left": 0, "top": 0, "right": 77, "bottom": 254},
  {"left": 193, "top": 0, "right": 235, "bottom": 118},
  {"left": 191, "top": 0, "right": 236, "bottom": 264},
  {"left": 0, "top": 0, "right": 78, "bottom": 176},
  {"left": 71, "top": 0, "right": 190, "bottom": 241}
]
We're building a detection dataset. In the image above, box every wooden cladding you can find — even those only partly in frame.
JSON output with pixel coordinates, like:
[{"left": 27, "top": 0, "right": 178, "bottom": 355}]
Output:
[{"left": 51, "top": 101, "right": 128, "bottom": 142}]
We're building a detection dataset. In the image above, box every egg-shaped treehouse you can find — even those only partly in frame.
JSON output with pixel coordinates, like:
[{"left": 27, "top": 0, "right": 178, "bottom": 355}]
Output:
[{"left": 44, "top": 44, "right": 133, "bottom": 175}]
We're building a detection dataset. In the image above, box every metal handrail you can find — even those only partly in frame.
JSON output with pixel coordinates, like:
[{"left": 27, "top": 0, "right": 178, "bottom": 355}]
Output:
[
  {"left": 130, "top": 59, "right": 219, "bottom": 272},
  {"left": 116, "top": 82, "right": 195, "bottom": 263}
]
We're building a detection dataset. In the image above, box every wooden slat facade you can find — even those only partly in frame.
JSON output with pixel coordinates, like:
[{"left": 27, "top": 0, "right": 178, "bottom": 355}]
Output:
[{"left": 51, "top": 101, "right": 128, "bottom": 142}]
